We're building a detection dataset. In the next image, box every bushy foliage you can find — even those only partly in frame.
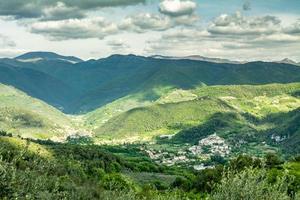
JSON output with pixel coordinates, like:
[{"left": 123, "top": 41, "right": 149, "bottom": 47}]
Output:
[
  {"left": 1, "top": 135, "right": 300, "bottom": 199},
  {"left": 0, "top": 130, "right": 12, "bottom": 137},
  {"left": 210, "top": 168, "right": 292, "bottom": 200},
  {"left": 229, "top": 155, "right": 262, "bottom": 171}
]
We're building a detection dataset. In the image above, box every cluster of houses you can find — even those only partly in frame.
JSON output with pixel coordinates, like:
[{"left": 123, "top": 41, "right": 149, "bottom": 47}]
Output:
[
  {"left": 144, "top": 148, "right": 191, "bottom": 166},
  {"left": 271, "top": 134, "right": 288, "bottom": 143},
  {"left": 189, "top": 133, "right": 231, "bottom": 157},
  {"left": 142, "top": 133, "right": 231, "bottom": 169}
]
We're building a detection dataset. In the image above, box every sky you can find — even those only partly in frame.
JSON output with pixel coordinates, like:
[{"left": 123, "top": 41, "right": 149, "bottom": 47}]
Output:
[{"left": 0, "top": 0, "right": 300, "bottom": 61}]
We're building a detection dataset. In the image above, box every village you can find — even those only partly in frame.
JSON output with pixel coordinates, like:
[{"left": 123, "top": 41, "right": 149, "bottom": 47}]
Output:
[{"left": 142, "top": 133, "right": 231, "bottom": 170}]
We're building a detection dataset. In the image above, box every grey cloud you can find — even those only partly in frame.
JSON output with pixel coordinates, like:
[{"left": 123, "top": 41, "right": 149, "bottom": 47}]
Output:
[
  {"left": 159, "top": 0, "right": 197, "bottom": 17},
  {"left": 0, "top": 1, "right": 43, "bottom": 18},
  {"left": 62, "top": 0, "right": 146, "bottom": 9},
  {"left": 0, "top": 0, "right": 146, "bottom": 19}
]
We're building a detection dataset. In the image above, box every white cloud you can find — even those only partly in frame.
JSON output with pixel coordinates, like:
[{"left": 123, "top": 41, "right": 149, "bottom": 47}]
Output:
[
  {"left": 107, "top": 39, "right": 130, "bottom": 51},
  {"left": 41, "top": 2, "right": 85, "bottom": 21},
  {"left": 159, "top": 0, "right": 197, "bottom": 17},
  {"left": 30, "top": 17, "right": 118, "bottom": 40},
  {"left": 27, "top": 10, "right": 200, "bottom": 40},
  {"left": 208, "top": 12, "right": 281, "bottom": 36},
  {"left": 144, "top": 13, "right": 300, "bottom": 61},
  {"left": 119, "top": 13, "right": 173, "bottom": 33},
  {"left": 253, "top": 33, "right": 300, "bottom": 43},
  {"left": 119, "top": 12, "right": 200, "bottom": 33},
  {"left": 0, "top": 34, "right": 16, "bottom": 47},
  {"left": 284, "top": 19, "right": 300, "bottom": 34},
  {"left": 173, "top": 14, "right": 199, "bottom": 26}
]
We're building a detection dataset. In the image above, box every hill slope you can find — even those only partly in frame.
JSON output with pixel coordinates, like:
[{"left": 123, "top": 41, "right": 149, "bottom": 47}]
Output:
[
  {"left": 0, "top": 62, "right": 77, "bottom": 109},
  {"left": 93, "top": 83, "right": 300, "bottom": 143},
  {"left": 0, "top": 84, "right": 78, "bottom": 140}
]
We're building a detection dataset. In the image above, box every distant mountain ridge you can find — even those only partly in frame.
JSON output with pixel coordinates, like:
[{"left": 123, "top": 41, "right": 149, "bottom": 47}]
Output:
[
  {"left": 15, "top": 51, "right": 83, "bottom": 64},
  {"left": 151, "top": 55, "right": 300, "bottom": 65},
  {"left": 151, "top": 55, "right": 245, "bottom": 64},
  {"left": 10, "top": 51, "right": 300, "bottom": 65},
  {"left": 277, "top": 58, "right": 300, "bottom": 66}
]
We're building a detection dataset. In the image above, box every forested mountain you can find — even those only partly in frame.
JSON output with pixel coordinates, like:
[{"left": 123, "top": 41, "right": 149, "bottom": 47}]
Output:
[{"left": 1, "top": 53, "right": 299, "bottom": 113}]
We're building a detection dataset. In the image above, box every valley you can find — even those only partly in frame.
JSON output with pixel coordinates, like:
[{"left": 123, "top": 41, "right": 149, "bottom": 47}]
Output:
[
  {"left": 0, "top": 52, "right": 299, "bottom": 199},
  {"left": 0, "top": 53, "right": 299, "bottom": 162}
]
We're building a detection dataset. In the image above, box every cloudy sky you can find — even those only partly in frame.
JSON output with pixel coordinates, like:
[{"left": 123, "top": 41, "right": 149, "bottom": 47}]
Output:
[{"left": 0, "top": 0, "right": 300, "bottom": 61}]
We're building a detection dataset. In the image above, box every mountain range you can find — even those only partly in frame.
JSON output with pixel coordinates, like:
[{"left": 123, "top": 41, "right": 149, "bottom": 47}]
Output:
[
  {"left": 1, "top": 52, "right": 299, "bottom": 114},
  {"left": 0, "top": 51, "right": 299, "bottom": 157}
]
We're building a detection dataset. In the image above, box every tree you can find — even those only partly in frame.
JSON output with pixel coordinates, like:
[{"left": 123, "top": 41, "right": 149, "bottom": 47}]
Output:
[
  {"left": 229, "top": 155, "right": 261, "bottom": 171},
  {"left": 210, "top": 168, "right": 291, "bottom": 200},
  {"left": 0, "top": 130, "right": 12, "bottom": 137},
  {"left": 265, "top": 153, "right": 283, "bottom": 169}
]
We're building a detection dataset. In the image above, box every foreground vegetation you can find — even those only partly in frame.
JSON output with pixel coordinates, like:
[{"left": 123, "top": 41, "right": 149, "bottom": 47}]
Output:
[{"left": 1, "top": 134, "right": 300, "bottom": 200}]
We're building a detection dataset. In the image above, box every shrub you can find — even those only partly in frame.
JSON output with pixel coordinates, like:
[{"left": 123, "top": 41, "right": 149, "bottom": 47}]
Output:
[
  {"left": 0, "top": 131, "right": 12, "bottom": 137},
  {"left": 210, "top": 168, "right": 292, "bottom": 200}
]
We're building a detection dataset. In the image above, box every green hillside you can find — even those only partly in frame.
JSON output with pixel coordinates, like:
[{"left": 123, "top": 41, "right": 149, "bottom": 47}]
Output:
[
  {"left": 0, "top": 80, "right": 298, "bottom": 152},
  {"left": 95, "top": 97, "right": 232, "bottom": 142},
  {"left": 0, "top": 84, "right": 78, "bottom": 140},
  {"left": 93, "top": 83, "right": 300, "bottom": 144}
]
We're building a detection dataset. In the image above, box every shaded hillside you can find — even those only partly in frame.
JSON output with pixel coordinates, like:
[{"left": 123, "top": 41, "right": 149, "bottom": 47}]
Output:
[
  {"left": 0, "top": 84, "right": 76, "bottom": 140},
  {"left": 0, "top": 53, "right": 300, "bottom": 113},
  {"left": 264, "top": 108, "right": 300, "bottom": 155},
  {"left": 0, "top": 62, "right": 77, "bottom": 109}
]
